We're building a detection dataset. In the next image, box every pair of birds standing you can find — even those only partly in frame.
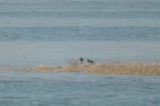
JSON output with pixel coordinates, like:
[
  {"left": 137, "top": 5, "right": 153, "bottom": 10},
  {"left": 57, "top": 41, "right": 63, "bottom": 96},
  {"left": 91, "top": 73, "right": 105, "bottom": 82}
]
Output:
[{"left": 78, "top": 57, "right": 95, "bottom": 65}]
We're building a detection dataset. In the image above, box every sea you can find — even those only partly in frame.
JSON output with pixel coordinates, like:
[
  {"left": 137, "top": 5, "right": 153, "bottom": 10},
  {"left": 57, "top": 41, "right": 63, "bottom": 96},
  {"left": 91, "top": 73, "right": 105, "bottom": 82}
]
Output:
[{"left": 0, "top": 0, "right": 160, "bottom": 105}]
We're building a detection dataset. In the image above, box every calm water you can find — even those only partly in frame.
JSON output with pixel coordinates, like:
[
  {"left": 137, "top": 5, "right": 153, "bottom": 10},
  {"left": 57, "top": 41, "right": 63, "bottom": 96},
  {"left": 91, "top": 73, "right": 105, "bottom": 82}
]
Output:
[
  {"left": 0, "top": 71, "right": 160, "bottom": 106},
  {"left": 0, "top": 0, "right": 160, "bottom": 41},
  {"left": 0, "top": 0, "right": 160, "bottom": 105}
]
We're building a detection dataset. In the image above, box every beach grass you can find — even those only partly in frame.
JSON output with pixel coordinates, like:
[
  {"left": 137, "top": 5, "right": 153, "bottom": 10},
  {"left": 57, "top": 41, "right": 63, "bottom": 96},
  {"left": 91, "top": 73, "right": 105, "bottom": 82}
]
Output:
[
  {"left": 0, "top": 62, "right": 160, "bottom": 75},
  {"left": 61, "top": 62, "right": 160, "bottom": 75}
]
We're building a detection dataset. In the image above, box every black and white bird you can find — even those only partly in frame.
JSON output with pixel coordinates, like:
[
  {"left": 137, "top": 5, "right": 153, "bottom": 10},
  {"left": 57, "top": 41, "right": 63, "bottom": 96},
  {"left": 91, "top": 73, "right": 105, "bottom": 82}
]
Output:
[
  {"left": 87, "top": 59, "right": 95, "bottom": 64},
  {"left": 78, "top": 57, "right": 84, "bottom": 65}
]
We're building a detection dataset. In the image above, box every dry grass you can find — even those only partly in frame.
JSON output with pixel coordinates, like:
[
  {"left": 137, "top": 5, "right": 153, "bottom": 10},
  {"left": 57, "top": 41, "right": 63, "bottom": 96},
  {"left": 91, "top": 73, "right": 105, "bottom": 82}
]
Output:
[
  {"left": 59, "top": 63, "right": 160, "bottom": 75},
  {"left": 0, "top": 62, "right": 160, "bottom": 75},
  {"left": 82, "top": 63, "right": 160, "bottom": 75}
]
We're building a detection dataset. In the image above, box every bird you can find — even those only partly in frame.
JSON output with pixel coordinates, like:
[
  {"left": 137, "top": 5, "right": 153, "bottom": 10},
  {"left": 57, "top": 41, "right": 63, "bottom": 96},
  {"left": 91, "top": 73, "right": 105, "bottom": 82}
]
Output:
[
  {"left": 87, "top": 59, "right": 95, "bottom": 64},
  {"left": 78, "top": 57, "right": 84, "bottom": 65}
]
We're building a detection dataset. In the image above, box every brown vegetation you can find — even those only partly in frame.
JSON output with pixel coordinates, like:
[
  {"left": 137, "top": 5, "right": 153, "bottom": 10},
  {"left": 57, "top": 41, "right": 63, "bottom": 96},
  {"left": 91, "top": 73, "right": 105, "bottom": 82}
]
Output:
[
  {"left": 0, "top": 62, "right": 160, "bottom": 75},
  {"left": 62, "top": 63, "right": 160, "bottom": 75}
]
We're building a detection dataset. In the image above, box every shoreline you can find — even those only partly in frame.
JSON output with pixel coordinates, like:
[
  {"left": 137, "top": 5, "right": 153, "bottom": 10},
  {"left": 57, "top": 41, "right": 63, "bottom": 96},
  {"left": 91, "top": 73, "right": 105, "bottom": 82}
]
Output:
[{"left": 0, "top": 62, "right": 160, "bottom": 75}]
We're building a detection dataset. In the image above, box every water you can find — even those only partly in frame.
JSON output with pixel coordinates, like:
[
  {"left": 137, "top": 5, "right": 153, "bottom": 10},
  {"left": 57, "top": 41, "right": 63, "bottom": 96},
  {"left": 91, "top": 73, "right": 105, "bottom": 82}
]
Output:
[
  {"left": 0, "top": 26, "right": 160, "bottom": 41},
  {"left": 0, "top": 0, "right": 160, "bottom": 65},
  {"left": 0, "top": 71, "right": 160, "bottom": 106},
  {"left": 0, "top": 41, "right": 160, "bottom": 66},
  {"left": 0, "top": 0, "right": 160, "bottom": 105},
  {"left": 0, "top": 0, "right": 160, "bottom": 41}
]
